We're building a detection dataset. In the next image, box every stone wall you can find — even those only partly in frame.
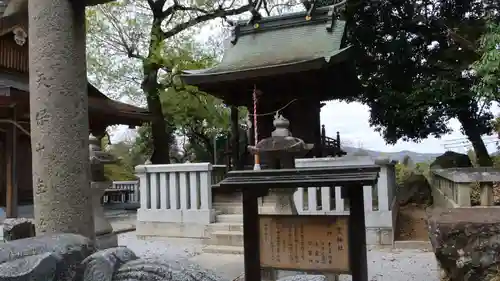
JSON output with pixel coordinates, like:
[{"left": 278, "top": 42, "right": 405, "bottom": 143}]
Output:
[{"left": 428, "top": 207, "right": 500, "bottom": 281}]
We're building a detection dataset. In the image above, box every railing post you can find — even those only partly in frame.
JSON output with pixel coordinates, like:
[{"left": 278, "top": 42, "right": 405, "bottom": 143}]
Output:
[
  {"left": 200, "top": 165, "right": 212, "bottom": 210},
  {"left": 135, "top": 166, "right": 149, "bottom": 210},
  {"left": 320, "top": 187, "right": 331, "bottom": 212},
  {"left": 456, "top": 183, "right": 472, "bottom": 206},
  {"left": 335, "top": 186, "right": 345, "bottom": 212}
]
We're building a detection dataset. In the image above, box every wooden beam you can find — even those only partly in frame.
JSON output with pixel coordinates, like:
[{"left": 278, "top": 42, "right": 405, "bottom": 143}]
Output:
[{"left": 5, "top": 106, "right": 17, "bottom": 218}]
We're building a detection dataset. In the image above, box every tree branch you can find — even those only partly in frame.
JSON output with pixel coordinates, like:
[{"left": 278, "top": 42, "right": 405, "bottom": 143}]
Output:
[{"left": 162, "top": 3, "right": 254, "bottom": 39}]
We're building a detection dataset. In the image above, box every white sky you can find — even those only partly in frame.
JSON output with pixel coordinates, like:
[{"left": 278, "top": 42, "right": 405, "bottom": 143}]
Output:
[{"left": 320, "top": 101, "right": 500, "bottom": 153}]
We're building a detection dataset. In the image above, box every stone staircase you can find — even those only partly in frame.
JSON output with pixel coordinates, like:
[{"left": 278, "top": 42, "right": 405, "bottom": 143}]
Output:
[
  {"left": 203, "top": 194, "right": 276, "bottom": 254},
  {"left": 204, "top": 212, "right": 244, "bottom": 254},
  {"left": 204, "top": 199, "right": 245, "bottom": 254}
]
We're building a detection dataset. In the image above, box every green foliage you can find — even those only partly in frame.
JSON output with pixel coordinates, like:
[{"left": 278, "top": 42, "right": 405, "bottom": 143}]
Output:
[
  {"left": 473, "top": 22, "right": 500, "bottom": 101},
  {"left": 99, "top": 133, "right": 149, "bottom": 181},
  {"left": 395, "top": 155, "right": 431, "bottom": 186},
  {"left": 344, "top": 0, "right": 498, "bottom": 166},
  {"left": 86, "top": 1, "right": 258, "bottom": 164}
]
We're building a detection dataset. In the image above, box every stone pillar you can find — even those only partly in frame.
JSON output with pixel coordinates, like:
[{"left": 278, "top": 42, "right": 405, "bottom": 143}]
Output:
[{"left": 28, "top": 0, "right": 94, "bottom": 238}]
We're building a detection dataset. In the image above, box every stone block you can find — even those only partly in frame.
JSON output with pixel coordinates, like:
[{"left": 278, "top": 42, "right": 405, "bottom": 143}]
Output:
[
  {"left": 277, "top": 274, "right": 330, "bottom": 281},
  {"left": 0, "top": 233, "right": 95, "bottom": 281},
  {"left": 95, "top": 232, "right": 118, "bottom": 250},
  {"left": 427, "top": 207, "right": 500, "bottom": 281},
  {"left": 0, "top": 252, "right": 58, "bottom": 280},
  {"left": 2, "top": 218, "right": 35, "bottom": 241}
]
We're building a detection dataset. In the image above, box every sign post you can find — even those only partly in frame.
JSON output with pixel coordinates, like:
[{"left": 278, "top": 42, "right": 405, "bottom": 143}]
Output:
[{"left": 218, "top": 166, "right": 378, "bottom": 281}]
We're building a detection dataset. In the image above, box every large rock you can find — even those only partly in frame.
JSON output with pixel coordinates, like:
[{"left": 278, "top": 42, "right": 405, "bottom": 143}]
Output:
[
  {"left": 0, "top": 239, "right": 228, "bottom": 281},
  {"left": 0, "top": 233, "right": 96, "bottom": 281},
  {"left": 430, "top": 151, "right": 472, "bottom": 169},
  {"left": 84, "top": 247, "right": 226, "bottom": 281},
  {"left": 2, "top": 218, "right": 36, "bottom": 241},
  {"left": 397, "top": 174, "right": 433, "bottom": 206},
  {"left": 427, "top": 208, "right": 500, "bottom": 281}
]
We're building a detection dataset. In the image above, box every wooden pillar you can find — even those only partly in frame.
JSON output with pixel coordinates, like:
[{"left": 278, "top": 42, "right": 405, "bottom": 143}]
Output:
[
  {"left": 6, "top": 107, "right": 17, "bottom": 218},
  {"left": 230, "top": 106, "right": 240, "bottom": 170},
  {"left": 347, "top": 184, "right": 368, "bottom": 281},
  {"left": 313, "top": 101, "right": 322, "bottom": 157},
  {"left": 242, "top": 188, "right": 261, "bottom": 281}
]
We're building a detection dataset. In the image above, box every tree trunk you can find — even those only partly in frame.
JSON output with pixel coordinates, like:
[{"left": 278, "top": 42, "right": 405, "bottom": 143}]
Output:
[
  {"left": 457, "top": 110, "right": 493, "bottom": 167},
  {"left": 142, "top": 16, "right": 173, "bottom": 165},
  {"left": 146, "top": 92, "right": 172, "bottom": 164},
  {"left": 142, "top": 62, "right": 171, "bottom": 164}
]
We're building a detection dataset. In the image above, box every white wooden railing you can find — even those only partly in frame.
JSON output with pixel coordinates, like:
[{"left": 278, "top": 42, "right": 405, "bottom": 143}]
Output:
[
  {"left": 135, "top": 163, "right": 215, "bottom": 224},
  {"left": 293, "top": 157, "right": 398, "bottom": 245},
  {"left": 294, "top": 157, "right": 396, "bottom": 213},
  {"left": 107, "top": 181, "right": 140, "bottom": 203},
  {"left": 135, "top": 157, "right": 398, "bottom": 244}
]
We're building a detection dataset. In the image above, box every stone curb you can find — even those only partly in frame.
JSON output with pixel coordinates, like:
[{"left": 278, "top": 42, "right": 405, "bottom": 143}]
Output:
[{"left": 113, "top": 226, "right": 136, "bottom": 235}]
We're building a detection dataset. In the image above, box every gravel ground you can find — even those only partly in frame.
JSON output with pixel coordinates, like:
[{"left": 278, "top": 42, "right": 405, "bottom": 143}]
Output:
[
  {"left": 118, "top": 232, "right": 440, "bottom": 281},
  {"left": 117, "top": 232, "right": 204, "bottom": 261},
  {"left": 339, "top": 247, "right": 439, "bottom": 281}
]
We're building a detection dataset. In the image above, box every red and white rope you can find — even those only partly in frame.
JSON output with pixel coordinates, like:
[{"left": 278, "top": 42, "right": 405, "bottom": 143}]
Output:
[
  {"left": 253, "top": 85, "right": 258, "bottom": 146},
  {"left": 253, "top": 85, "right": 261, "bottom": 169}
]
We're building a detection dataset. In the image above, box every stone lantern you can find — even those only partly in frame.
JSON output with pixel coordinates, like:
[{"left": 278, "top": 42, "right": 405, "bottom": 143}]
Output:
[
  {"left": 89, "top": 134, "right": 118, "bottom": 249},
  {"left": 248, "top": 113, "right": 314, "bottom": 214}
]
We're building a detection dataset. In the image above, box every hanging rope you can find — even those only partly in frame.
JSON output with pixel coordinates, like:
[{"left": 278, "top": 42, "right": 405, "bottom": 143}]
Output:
[{"left": 248, "top": 98, "right": 299, "bottom": 117}]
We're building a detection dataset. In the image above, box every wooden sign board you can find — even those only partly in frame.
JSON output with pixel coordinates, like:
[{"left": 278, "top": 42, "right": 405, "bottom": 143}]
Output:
[{"left": 259, "top": 215, "right": 349, "bottom": 274}]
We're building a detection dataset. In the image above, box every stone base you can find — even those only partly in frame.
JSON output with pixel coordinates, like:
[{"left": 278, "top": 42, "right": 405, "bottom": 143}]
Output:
[
  {"left": 136, "top": 221, "right": 210, "bottom": 239},
  {"left": 137, "top": 208, "right": 216, "bottom": 224},
  {"left": 96, "top": 232, "right": 118, "bottom": 250},
  {"left": 366, "top": 227, "right": 393, "bottom": 245},
  {"left": 262, "top": 268, "right": 339, "bottom": 281}
]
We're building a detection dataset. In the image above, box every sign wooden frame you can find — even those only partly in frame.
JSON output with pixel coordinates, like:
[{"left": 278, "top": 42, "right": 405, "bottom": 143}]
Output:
[{"left": 259, "top": 214, "right": 350, "bottom": 274}]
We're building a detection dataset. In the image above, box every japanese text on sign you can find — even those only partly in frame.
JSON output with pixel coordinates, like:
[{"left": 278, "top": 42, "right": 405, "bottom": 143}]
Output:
[{"left": 259, "top": 215, "right": 349, "bottom": 273}]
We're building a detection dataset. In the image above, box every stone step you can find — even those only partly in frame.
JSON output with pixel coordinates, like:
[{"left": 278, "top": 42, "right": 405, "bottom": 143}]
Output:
[
  {"left": 393, "top": 240, "right": 432, "bottom": 251},
  {"left": 206, "top": 230, "right": 244, "bottom": 247},
  {"left": 213, "top": 203, "right": 243, "bottom": 214},
  {"left": 216, "top": 214, "right": 243, "bottom": 223},
  {"left": 203, "top": 245, "right": 244, "bottom": 255},
  {"left": 207, "top": 222, "right": 243, "bottom": 233},
  {"left": 214, "top": 203, "right": 276, "bottom": 215}
]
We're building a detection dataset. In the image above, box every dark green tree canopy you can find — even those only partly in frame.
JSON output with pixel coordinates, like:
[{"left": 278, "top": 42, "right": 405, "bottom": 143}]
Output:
[
  {"left": 345, "top": 0, "right": 498, "bottom": 140},
  {"left": 344, "top": 0, "right": 499, "bottom": 165}
]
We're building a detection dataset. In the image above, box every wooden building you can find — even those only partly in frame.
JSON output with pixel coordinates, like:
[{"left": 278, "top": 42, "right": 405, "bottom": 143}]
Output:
[
  {"left": 0, "top": 11, "right": 151, "bottom": 215},
  {"left": 181, "top": 7, "right": 356, "bottom": 168}
]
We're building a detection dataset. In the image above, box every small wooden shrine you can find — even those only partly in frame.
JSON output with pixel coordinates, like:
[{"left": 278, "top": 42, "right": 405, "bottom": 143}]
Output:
[
  {"left": 181, "top": 6, "right": 357, "bottom": 169},
  {"left": 0, "top": 10, "right": 151, "bottom": 216}
]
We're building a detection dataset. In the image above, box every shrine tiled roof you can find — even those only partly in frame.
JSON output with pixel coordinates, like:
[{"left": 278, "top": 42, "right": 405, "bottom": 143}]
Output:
[
  {"left": 0, "top": 72, "right": 152, "bottom": 126},
  {"left": 181, "top": 6, "right": 350, "bottom": 85}
]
